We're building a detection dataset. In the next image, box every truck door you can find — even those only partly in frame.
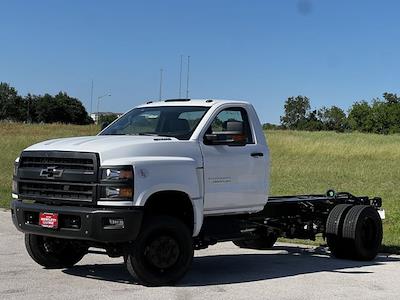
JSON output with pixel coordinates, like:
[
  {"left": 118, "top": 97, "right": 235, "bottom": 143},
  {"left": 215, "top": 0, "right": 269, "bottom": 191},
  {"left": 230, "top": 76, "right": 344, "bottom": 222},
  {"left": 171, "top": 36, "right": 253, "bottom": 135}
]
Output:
[{"left": 200, "top": 106, "right": 268, "bottom": 215}]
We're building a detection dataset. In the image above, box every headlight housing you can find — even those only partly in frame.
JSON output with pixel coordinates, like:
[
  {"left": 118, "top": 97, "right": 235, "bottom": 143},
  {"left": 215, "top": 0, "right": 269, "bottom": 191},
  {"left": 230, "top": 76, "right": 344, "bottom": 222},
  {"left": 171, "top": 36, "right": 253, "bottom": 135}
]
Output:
[
  {"left": 100, "top": 166, "right": 134, "bottom": 201},
  {"left": 101, "top": 167, "right": 133, "bottom": 181}
]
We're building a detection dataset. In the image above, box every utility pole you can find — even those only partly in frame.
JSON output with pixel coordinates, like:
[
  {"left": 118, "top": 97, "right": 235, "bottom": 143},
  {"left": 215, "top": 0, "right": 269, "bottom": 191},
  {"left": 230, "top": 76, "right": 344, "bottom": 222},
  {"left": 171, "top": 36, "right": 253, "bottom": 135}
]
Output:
[
  {"left": 186, "top": 56, "right": 190, "bottom": 99},
  {"left": 90, "top": 80, "right": 94, "bottom": 115},
  {"left": 159, "top": 68, "right": 163, "bottom": 101},
  {"left": 179, "top": 55, "right": 183, "bottom": 98}
]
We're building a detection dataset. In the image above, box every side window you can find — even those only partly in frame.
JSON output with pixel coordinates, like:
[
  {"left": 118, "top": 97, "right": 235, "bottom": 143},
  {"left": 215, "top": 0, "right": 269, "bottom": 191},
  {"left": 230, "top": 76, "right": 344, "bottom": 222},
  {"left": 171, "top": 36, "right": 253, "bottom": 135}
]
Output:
[{"left": 208, "top": 107, "right": 253, "bottom": 144}]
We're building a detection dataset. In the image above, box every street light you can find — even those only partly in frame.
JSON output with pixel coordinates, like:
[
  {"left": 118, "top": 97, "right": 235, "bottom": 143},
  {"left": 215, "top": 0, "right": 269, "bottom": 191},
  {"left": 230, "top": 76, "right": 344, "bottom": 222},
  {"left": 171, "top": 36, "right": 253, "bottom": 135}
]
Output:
[{"left": 96, "top": 93, "right": 111, "bottom": 124}]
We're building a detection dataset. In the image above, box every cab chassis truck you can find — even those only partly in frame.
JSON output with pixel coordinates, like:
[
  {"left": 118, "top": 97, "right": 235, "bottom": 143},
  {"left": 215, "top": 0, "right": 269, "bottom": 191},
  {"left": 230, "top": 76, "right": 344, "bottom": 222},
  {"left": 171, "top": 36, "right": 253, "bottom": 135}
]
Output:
[{"left": 11, "top": 99, "right": 384, "bottom": 286}]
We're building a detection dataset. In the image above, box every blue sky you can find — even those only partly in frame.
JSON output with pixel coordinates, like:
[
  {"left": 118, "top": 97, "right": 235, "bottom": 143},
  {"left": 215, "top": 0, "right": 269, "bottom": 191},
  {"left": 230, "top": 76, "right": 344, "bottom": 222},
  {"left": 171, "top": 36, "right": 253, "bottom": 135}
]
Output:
[{"left": 1, "top": 0, "right": 399, "bottom": 123}]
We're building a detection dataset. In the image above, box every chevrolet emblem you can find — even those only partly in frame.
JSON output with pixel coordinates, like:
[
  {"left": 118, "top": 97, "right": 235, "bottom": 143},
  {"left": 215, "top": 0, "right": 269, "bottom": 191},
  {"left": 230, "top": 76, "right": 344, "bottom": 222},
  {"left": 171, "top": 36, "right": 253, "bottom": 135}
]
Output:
[{"left": 40, "top": 166, "right": 63, "bottom": 179}]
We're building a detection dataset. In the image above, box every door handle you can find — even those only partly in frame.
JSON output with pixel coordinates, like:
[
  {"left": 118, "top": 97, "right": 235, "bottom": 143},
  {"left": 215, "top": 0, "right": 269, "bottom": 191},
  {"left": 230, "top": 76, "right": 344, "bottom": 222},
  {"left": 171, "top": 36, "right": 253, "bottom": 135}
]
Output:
[{"left": 251, "top": 152, "right": 264, "bottom": 157}]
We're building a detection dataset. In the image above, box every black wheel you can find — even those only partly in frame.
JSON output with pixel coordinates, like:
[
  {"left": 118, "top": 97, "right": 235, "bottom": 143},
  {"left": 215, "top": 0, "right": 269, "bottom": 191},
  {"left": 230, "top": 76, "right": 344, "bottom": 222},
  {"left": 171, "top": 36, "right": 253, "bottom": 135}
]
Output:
[
  {"left": 342, "top": 205, "right": 382, "bottom": 261},
  {"left": 233, "top": 232, "right": 278, "bottom": 250},
  {"left": 325, "top": 204, "right": 353, "bottom": 259},
  {"left": 25, "top": 234, "right": 87, "bottom": 268},
  {"left": 125, "top": 216, "right": 194, "bottom": 286}
]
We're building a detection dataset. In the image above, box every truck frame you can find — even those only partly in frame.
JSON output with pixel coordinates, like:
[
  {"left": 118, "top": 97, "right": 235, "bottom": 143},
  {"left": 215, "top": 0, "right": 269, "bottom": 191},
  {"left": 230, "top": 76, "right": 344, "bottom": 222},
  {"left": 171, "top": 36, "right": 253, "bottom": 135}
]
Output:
[{"left": 11, "top": 99, "right": 384, "bottom": 286}]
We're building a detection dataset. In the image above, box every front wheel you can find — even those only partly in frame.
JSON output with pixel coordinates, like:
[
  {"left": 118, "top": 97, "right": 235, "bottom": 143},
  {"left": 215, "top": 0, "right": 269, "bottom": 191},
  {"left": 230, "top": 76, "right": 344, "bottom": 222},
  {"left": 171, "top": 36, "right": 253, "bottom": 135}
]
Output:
[
  {"left": 125, "top": 216, "right": 194, "bottom": 286},
  {"left": 25, "top": 234, "right": 87, "bottom": 268}
]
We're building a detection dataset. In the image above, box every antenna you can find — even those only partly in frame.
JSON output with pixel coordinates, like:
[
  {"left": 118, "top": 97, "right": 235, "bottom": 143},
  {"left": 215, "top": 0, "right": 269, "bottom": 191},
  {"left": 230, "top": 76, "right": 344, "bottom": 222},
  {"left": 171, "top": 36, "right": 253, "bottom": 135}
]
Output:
[
  {"left": 159, "top": 68, "right": 163, "bottom": 101},
  {"left": 90, "top": 79, "right": 93, "bottom": 115},
  {"left": 179, "top": 55, "right": 183, "bottom": 98},
  {"left": 186, "top": 56, "right": 190, "bottom": 99}
]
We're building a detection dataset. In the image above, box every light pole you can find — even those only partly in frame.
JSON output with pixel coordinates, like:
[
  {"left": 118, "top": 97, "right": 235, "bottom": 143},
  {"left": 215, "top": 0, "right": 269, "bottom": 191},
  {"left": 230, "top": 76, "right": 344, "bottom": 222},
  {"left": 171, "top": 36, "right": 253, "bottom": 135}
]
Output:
[{"left": 97, "top": 93, "right": 111, "bottom": 124}]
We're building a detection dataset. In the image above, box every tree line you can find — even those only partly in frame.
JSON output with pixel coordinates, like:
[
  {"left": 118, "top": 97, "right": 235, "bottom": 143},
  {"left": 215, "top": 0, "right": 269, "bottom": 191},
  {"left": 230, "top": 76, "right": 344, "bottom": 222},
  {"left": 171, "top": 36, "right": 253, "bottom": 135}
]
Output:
[
  {"left": 0, "top": 82, "right": 93, "bottom": 125},
  {"left": 264, "top": 93, "right": 400, "bottom": 134}
]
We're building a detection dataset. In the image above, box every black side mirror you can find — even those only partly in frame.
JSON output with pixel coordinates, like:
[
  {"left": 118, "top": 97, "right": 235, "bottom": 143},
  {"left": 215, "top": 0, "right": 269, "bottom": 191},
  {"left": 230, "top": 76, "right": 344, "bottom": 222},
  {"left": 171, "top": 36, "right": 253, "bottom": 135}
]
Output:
[
  {"left": 204, "top": 121, "right": 245, "bottom": 145},
  {"left": 101, "top": 122, "right": 110, "bottom": 130},
  {"left": 225, "top": 121, "right": 243, "bottom": 134}
]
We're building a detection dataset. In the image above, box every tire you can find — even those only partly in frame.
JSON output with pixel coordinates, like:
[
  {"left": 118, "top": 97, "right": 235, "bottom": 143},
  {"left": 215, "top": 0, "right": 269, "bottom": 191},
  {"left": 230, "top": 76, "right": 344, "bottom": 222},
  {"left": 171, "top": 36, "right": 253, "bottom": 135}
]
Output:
[
  {"left": 25, "top": 234, "right": 87, "bottom": 268},
  {"left": 125, "top": 216, "right": 194, "bottom": 286},
  {"left": 326, "top": 204, "right": 353, "bottom": 235},
  {"left": 342, "top": 205, "right": 382, "bottom": 261},
  {"left": 325, "top": 204, "right": 353, "bottom": 259},
  {"left": 233, "top": 232, "right": 278, "bottom": 250}
]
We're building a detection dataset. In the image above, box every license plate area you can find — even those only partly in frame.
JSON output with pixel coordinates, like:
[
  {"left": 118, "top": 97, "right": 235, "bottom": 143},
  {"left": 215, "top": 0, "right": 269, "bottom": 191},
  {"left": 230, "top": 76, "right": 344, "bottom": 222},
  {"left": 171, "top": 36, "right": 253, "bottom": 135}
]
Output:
[{"left": 39, "top": 212, "right": 59, "bottom": 229}]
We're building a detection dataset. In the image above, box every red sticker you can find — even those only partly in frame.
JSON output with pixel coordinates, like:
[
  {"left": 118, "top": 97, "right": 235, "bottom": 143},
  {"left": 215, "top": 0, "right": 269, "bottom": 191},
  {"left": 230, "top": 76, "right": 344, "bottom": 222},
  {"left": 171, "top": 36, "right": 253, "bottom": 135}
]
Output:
[{"left": 39, "top": 212, "right": 59, "bottom": 229}]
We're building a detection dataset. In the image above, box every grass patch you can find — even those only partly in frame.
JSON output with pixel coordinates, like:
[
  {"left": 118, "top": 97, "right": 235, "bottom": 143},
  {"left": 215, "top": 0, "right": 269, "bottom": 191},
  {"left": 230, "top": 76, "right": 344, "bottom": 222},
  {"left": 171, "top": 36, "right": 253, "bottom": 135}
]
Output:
[
  {"left": 268, "top": 130, "right": 400, "bottom": 251},
  {"left": 0, "top": 123, "right": 99, "bottom": 208},
  {"left": 0, "top": 125, "right": 398, "bottom": 250}
]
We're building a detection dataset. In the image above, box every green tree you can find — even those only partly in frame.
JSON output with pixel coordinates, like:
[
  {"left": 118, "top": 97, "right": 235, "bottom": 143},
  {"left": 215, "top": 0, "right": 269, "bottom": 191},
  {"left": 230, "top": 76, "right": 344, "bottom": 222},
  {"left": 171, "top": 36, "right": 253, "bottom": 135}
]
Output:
[
  {"left": 298, "top": 110, "right": 324, "bottom": 131},
  {"left": 370, "top": 100, "right": 391, "bottom": 134},
  {"left": 53, "top": 92, "right": 93, "bottom": 124},
  {"left": 383, "top": 92, "right": 399, "bottom": 105},
  {"left": 317, "top": 106, "right": 347, "bottom": 132},
  {"left": 347, "top": 101, "right": 373, "bottom": 132},
  {"left": 31, "top": 92, "right": 92, "bottom": 124},
  {"left": 280, "top": 96, "right": 311, "bottom": 129},
  {"left": 0, "top": 82, "right": 25, "bottom": 121}
]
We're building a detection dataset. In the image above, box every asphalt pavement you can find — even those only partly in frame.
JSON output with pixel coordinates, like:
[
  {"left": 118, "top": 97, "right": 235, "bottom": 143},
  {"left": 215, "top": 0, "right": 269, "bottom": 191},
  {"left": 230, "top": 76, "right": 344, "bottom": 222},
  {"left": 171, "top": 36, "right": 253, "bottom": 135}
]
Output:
[{"left": 1, "top": 209, "right": 399, "bottom": 300}]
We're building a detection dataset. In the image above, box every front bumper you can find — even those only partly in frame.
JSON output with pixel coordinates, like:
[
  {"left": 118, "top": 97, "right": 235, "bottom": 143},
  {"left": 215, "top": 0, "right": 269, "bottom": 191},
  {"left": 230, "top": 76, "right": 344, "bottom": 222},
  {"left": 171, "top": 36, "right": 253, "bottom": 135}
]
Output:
[{"left": 11, "top": 200, "right": 143, "bottom": 243}]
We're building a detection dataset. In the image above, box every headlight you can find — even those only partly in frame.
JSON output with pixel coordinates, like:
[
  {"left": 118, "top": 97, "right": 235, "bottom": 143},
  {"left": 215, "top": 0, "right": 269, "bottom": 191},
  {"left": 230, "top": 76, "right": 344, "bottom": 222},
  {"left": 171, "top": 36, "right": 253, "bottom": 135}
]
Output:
[
  {"left": 100, "top": 166, "right": 134, "bottom": 200},
  {"left": 101, "top": 167, "right": 133, "bottom": 181},
  {"left": 105, "top": 186, "right": 133, "bottom": 198}
]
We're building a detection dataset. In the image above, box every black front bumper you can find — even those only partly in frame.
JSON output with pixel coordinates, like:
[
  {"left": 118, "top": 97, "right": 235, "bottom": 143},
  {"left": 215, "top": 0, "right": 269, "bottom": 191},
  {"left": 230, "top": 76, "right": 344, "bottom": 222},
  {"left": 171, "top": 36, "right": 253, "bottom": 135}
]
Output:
[{"left": 11, "top": 200, "right": 143, "bottom": 243}]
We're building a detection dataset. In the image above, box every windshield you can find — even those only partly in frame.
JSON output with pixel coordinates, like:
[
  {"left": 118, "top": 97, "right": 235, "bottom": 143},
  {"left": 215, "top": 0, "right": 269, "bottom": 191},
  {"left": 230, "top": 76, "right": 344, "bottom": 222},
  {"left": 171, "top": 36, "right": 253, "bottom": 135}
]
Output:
[{"left": 100, "top": 106, "right": 209, "bottom": 140}]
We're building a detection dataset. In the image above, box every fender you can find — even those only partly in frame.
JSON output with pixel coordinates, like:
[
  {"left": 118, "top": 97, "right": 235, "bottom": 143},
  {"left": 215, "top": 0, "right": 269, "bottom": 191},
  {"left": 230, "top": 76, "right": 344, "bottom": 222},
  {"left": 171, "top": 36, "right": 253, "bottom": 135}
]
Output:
[{"left": 103, "top": 156, "right": 205, "bottom": 236}]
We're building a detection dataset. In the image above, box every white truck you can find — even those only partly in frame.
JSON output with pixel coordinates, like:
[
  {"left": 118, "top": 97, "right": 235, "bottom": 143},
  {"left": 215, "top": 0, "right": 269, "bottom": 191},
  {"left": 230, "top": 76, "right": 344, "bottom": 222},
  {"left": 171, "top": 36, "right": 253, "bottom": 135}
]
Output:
[{"left": 11, "top": 99, "right": 383, "bottom": 286}]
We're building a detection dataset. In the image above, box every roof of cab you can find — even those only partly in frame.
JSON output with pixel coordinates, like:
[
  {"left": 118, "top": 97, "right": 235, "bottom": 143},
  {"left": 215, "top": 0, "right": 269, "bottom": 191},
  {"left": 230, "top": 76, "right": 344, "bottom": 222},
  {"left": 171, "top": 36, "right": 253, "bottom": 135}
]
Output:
[{"left": 137, "top": 98, "right": 249, "bottom": 108}]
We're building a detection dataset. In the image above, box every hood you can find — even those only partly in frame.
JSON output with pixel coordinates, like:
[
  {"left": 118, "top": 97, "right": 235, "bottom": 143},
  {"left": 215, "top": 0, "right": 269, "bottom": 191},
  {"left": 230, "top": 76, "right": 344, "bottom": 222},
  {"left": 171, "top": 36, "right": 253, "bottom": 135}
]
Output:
[{"left": 24, "top": 135, "right": 202, "bottom": 165}]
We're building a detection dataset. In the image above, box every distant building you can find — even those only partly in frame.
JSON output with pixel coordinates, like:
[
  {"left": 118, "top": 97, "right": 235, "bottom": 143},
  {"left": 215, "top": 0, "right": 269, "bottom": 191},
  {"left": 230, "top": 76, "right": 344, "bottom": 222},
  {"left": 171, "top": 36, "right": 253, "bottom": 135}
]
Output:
[{"left": 90, "top": 112, "right": 123, "bottom": 124}]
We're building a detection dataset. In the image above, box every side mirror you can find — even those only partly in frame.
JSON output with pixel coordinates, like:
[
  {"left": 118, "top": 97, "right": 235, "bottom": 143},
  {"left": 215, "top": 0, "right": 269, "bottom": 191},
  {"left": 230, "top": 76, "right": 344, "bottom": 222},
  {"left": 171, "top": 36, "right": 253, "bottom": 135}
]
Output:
[
  {"left": 225, "top": 121, "right": 243, "bottom": 134},
  {"left": 101, "top": 122, "right": 110, "bottom": 130},
  {"left": 204, "top": 121, "right": 245, "bottom": 145}
]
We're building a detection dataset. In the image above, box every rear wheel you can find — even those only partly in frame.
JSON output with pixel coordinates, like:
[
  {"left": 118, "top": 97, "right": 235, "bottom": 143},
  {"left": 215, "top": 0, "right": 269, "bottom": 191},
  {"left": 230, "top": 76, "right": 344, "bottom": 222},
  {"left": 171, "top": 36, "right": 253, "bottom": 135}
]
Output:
[
  {"left": 125, "top": 216, "right": 194, "bottom": 286},
  {"left": 342, "top": 205, "right": 382, "bottom": 261},
  {"left": 233, "top": 232, "right": 278, "bottom": 250},
  {"left": 325, "top": 204, "right": 352, "bottom": 259},
  {"left": 25, "top": 234, "right": 87, "bottom": 268}
]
